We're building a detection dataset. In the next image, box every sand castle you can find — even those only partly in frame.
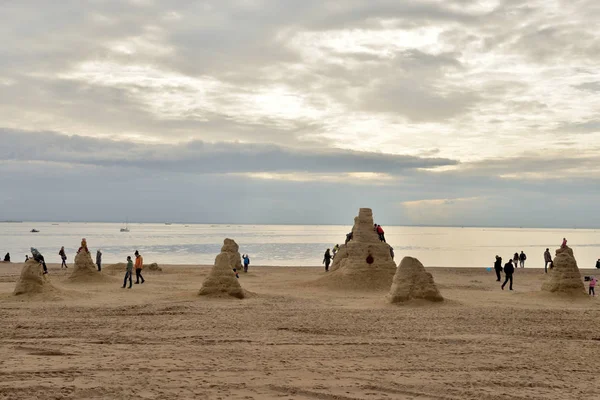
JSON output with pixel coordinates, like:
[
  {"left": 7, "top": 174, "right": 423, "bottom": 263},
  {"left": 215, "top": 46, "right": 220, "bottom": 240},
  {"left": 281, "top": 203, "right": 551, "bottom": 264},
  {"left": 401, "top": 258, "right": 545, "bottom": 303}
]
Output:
[
  {"left": 388, "top": 256, "right": 443, "bottom": 303},
  {"left": 69, "top": 246, "right": 111, "bottom": 283},
  {"left": 199, "top": 239, "right": 245, "bottom": 299},
  {"left": 14, "top": 259, "right": 56, "bottom": 296},
  {"left": 319, "top": 208, "right": 396, "bottom": 290},
  {"left": 541, "top": 246, "right": 585, "bottom": 294}
]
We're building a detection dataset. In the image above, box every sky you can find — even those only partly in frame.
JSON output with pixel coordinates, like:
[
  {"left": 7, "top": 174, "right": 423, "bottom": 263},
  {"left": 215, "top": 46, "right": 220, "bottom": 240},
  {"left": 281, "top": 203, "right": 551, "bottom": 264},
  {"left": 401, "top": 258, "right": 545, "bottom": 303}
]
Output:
[{"left": 1, "top": 0, "right": 599, "bottom": 227}]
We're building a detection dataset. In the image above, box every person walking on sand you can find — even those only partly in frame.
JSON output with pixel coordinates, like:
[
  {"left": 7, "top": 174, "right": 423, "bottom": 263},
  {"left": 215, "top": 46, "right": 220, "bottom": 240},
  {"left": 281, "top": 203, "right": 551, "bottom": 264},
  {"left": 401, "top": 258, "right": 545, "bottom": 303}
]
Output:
[
  {"left": 376, "top": 225, "right": 386, "bottom": 243},
  {"left": 544, "top": 248, "right": 552, "bottom": 273},
  {"left": 122, "top": 256, "right": 133, "bottom": 289},
  {"left": 30, "top": 247, "right": 48, "bottom": 274},
  {"left": 589, "top": 276, "right": 597, "bottom": 297},
  {"left": 59, "top": 246, "right": 68, "bottom": 269},
  {"left": 561, "top": 238, "right": 567, "bottom": 248},
  {"left": 243, "top": 254, "right": 250, "bottom": 273},
  {"left": 323, "top": 249, "right": 332, "bottom": 272},
  {"left": 513, "top": 252, "right": 519, "bottom": 269},
  {"left": 501, "top": 259, "right": 515, "bottom": 291},
  {"left": 519, "top": 251, "right": 527, "bottom": 268},
  {"left": 494, "top": 255, "right": 503, "bottom": 282},
  {"left": 134, "top": 250, "right": 145, "bottom": 284},
  {"left": 96, "top": 250, "right": 102, "bottom": 272}
]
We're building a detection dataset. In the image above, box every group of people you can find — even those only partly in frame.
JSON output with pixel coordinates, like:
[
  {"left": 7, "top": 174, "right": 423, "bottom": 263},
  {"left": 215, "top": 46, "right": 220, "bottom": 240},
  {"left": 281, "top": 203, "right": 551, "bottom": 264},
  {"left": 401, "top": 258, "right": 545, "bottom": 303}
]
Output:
[
  {"left": 122, "top": 250, "right": 145, "bottom": 288},
  {"left": 57, "top": 244, "right": 103, "bottom": 271}
]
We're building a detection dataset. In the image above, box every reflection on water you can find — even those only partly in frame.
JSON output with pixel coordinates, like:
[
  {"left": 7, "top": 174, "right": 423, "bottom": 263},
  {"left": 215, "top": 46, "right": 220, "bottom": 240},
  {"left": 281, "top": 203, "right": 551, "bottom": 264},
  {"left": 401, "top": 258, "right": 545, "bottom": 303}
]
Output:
[{"left": 1, "top": 222, "right": 599, "bottom": 268}]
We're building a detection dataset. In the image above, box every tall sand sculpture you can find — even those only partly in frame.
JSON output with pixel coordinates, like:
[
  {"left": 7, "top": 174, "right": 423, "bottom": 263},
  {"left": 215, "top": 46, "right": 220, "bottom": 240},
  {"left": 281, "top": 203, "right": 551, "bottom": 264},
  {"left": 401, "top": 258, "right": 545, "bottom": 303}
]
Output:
[
  {"left": 199, "top": 238, "right": 245, "bottom": 299},
  {"left": 541, "top": 246, "right": 585, "bottom": 294},
  {"left": 69, "top": 245, "right": 111, "bottom": 283},
  {"left": 14, "top": 259, "right": 56, "bottom": 296},
  {"left": 388, "top": 256, "right": 443, "bottom": 303},
  {"left": 318, "top": 208, "right": 396, "bottom": 290}
]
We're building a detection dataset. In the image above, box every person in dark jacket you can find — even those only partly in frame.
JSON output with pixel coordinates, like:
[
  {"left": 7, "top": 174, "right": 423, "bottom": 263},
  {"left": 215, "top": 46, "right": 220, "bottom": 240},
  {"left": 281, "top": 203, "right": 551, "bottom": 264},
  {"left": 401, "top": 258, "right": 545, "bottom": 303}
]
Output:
[
  {"left": 59, "top": 246, "right": 68, "bottom": 269},
  {"left": 494, "top": 255, "right": 503, "bottom": 281},
  {"left": 242, "top": 254, "right": 250, "bottom": 273},
  {"left": 345, "top": 231, "right": 353, "bottom": 244},
  {"left": 96, "top": 250, "right": 102, "bottom": 272},
  {"left": 519, "top": 251, "right": 527, "bottom": 268},
  {"left": 30, "top": 247, "right": 48, "bottom": 274},
  {"left": 501, "top": 259, "right": 515, "bottom": 290},
  {"left": 3, "top": 253, "right": 10, "bottom": 262},
  {"left": 544, "top": 248, "right": 552, "bottom": 273},
  {"left": 323, "top": 249, "right": 332, "bottom": 272},
  {"left": 596, "top": 259, "right": 600, "bottom": 269}
]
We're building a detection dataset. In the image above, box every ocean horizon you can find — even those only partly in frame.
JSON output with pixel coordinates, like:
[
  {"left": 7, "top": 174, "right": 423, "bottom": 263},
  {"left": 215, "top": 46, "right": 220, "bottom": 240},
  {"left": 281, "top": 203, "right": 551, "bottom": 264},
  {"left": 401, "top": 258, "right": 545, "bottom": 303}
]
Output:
[{"left": 1, "top": 222, "right": 599, "bottom": 268}]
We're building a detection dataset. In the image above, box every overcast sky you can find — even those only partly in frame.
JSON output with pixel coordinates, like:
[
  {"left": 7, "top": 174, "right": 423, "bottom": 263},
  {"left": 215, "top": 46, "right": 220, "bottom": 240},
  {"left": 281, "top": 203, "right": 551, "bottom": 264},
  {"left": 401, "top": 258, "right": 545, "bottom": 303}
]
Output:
[{"left": 1, "top": 0, "right": 599, "bottom": 227}]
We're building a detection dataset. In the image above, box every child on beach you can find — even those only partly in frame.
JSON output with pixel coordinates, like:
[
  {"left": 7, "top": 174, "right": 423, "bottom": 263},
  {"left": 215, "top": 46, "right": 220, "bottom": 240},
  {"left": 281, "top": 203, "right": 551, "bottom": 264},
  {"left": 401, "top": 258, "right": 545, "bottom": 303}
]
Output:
[
  {"left": 122, "top": 256, "right": 133, "bottom": 289},
  {"left": 589, "top": 276, "right": 597, "bottom": 297}
]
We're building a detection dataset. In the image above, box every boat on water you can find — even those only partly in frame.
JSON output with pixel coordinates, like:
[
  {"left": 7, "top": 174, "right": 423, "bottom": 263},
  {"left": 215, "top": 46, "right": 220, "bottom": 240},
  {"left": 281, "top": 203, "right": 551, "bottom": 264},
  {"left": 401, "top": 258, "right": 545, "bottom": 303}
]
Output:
[
  {"left": 30, "top": 229, "right": 39, "bottom": 233},
  {"left": 120, "top": 219, "right": 130, "bottom": 232}
]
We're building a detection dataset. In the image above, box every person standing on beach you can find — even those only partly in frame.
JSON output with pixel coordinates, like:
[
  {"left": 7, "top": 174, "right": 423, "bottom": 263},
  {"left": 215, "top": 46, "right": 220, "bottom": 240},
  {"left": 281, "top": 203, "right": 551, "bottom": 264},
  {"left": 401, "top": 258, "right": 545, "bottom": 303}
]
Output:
[
  {"left": 513, "top": 253, "right": 519, "bottom": 269},
  {"left": 30, "top": 247, "right": 48, "bottom": 274},
  {"left": 501, "top": 259, "right": 515, "bottom": 291},
  {"left": 323, "top": 249, "right": 332, "bottom": 272},
  {"left": 243, "top": 254, "right": 250, "bottom": 273},
  {"left": 544, "top": 249, "right": 552, "bottom": 273},
  {"left": 494, "top": 255, "right": 503, "bottom": 282},
  {"left": 134, "top": 250, "right": 145, "bottom": 284},
  {"left": 589, "top": 276, "right": 597, "bottom": 297},
  {"left": 96, "top": 250, "right": 102, "bottom": 272},
  {"left": 561, "top": 238, "right": 567, "bottom": 248},
  {"left": 122, "top": 256, "right": 133, "bottom": 289},
  {"left": 59, "top": 246, "right": 68, "bottom": 269},
  {"left": 596, "top": 259, "right": 600, "bottom": 269},
  {"left": 519, "top": 251, "right": 527, "bottom": 268},
  {"left": 4, "top": 253, "right": 10, "bottom": 262}
]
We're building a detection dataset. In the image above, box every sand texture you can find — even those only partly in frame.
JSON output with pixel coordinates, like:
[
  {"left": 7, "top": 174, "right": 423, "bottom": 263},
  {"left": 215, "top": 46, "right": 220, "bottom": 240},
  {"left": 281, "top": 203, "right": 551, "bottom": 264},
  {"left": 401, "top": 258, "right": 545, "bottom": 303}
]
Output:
[
  {"left": 199, "top": 239, "right": 245, "bottom": 299},
  {"left": 388, "top": 256, "right": 444, "bottom": 303},
  {"left": 1, "top": 262, "right": 600, "bottom": 399},
  {"left": 319, "top": 208, "right": 396, "bottom": 290},
  {"left": 541, "top": 246, "right": 586, "bottom": 294}
]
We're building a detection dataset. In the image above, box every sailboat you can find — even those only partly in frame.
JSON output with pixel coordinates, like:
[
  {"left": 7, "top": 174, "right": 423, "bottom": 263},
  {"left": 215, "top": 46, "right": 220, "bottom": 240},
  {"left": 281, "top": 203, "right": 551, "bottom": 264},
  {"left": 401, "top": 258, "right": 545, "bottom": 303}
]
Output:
[{"left": 120, "top": 218, "right": 130, "bottom": 232}]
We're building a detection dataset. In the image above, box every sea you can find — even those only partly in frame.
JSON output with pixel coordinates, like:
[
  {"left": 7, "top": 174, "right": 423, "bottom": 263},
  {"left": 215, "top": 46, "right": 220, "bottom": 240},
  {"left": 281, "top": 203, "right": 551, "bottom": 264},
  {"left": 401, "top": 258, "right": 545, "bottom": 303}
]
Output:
[{"left": 1, "top": 222, "right": 599, "bottom": 268}]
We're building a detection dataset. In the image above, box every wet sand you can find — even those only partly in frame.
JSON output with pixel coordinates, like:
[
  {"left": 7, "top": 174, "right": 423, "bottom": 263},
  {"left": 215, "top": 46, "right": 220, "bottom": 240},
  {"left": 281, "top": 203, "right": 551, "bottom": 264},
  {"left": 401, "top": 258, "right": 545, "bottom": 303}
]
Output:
[{"left": 1, "top": 262, "right": 599, "bottom": 399}]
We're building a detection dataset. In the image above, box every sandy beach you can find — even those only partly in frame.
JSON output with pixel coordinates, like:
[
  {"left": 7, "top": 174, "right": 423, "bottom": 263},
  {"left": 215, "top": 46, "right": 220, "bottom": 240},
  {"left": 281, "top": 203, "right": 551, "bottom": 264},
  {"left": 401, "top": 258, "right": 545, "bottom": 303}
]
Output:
[{"left": 1, "top": 262, "right": 600, "bottom": 399}]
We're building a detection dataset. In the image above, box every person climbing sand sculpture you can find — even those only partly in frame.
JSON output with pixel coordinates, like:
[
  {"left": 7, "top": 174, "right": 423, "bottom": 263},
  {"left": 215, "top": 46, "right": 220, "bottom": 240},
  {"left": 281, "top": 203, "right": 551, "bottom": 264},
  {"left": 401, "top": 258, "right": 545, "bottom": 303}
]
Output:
[
  {"left": 78, "top": 238, "right": 89, "bottom": 254},
  {"left": 30, "top": 247, "right": 48, "bottom": 274},
  {"left": 494, "top": 255, "right": 503, "bottom": 282},
  {"left": 561, "top": 238, "right": 567, "bottom": 248},
  {"left": 376, "top": 225, "right": 386, "bottom": 243},
  {"left": 323, "top": 248, "right": 332, "bottom": 272},
  {"left": 59, "top": 246, "right": 68, "bottom": 269},
  {"left": 122, "top": 256, "right": 133, "bottom": 289},
  {"left": 134, "top": 250, "right": 145, "bottom": 284},
  {"left": 501, "top": 259, "right": 515, "bottom": 291},
  {"left": 544, "top": 248, "right": 552, "bottom": 273}
]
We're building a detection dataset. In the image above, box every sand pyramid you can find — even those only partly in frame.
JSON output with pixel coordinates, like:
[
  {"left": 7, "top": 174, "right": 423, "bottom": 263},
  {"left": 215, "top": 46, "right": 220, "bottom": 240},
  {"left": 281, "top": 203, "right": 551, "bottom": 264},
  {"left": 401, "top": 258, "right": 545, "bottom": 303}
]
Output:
[
  {"left": 388, "top": 256, "right": 443, "bottom": 303},
  {"left": 69, "top": 249, "right": 111, "bottom": 283},
  {"left": 319, "top": 208, "right": 396, "bottom": 290},
  {"left": 199, "top": 238, "right": 245, "bottom": 299},
  {"left": 541, "top": 246, "right": 585, "bottom": 294},
  {"left": 14, "top": 260, "right": 56, "bottom": 296}
]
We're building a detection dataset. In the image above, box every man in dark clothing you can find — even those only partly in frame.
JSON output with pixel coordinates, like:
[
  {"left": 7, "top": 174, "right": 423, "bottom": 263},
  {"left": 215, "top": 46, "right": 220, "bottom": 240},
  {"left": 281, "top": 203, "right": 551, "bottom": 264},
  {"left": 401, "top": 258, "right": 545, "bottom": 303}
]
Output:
[
  {"left": 596, "top": 259, "right": 600, "bottom": 269},
  {"left": 519, "top": 251, "right": 527, "bottom": 268},
  {"left": 323, "top": 249, "right": 332, "bottom": 272},
  {"left": 96, "top": 250, "right": 102, "bottom": 272},
  {"left": 544, "top": 249, "right": 552, "bottom": 273},
  {"left": 30, "top": 247, "right": 48, "bottom": 274},
  {"left": 494, "top": 255, "right": 503, "bottom": 281},
  {"left": 3, "top": 253, "right": 10, "bottom": 262},
  {"left": 345, "top": 231, "right": 353, "bottom": 245},
  {"left": 501, "top": 260, "right": 515, "bottom": 290}
]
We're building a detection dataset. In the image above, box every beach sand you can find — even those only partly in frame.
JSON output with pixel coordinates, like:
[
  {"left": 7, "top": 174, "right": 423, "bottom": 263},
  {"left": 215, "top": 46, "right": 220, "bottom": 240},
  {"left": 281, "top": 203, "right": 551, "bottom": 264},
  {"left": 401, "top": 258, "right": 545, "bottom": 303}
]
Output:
[{"left": 1, "top": 262, "right": 600, "bottom": 399}]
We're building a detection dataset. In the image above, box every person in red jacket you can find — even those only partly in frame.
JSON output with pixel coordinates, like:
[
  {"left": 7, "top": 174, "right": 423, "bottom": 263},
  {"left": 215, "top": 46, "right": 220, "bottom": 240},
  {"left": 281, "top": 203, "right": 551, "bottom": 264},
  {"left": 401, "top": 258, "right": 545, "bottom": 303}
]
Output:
[{"left": 376, "top": 225, "right": 386, "bottom": 243}]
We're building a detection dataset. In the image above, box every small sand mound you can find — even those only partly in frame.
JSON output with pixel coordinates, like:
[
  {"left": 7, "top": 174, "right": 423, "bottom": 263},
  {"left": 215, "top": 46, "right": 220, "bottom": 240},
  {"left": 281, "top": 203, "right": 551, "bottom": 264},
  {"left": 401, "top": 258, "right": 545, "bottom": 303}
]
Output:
[
  {"left": 199, "top": 239, "right": 246, "bottom": 299},
  {"left": 147, "top": 262, "right": 162, "bottom": 272},
  {"left": 388, "top": 257, "right": 443, "bottom": 303},
  {"left": 14, "top": 260, "right": 56, "bottom": 296},
  {"left": 541, "top": 246, "right": 585, "bottom": 294},
  {"left": 316, "top": 208, "right": 396, "bottom": 290},
  {"left": 68, "top": 251, "right": 112, "bottom": 283}
]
